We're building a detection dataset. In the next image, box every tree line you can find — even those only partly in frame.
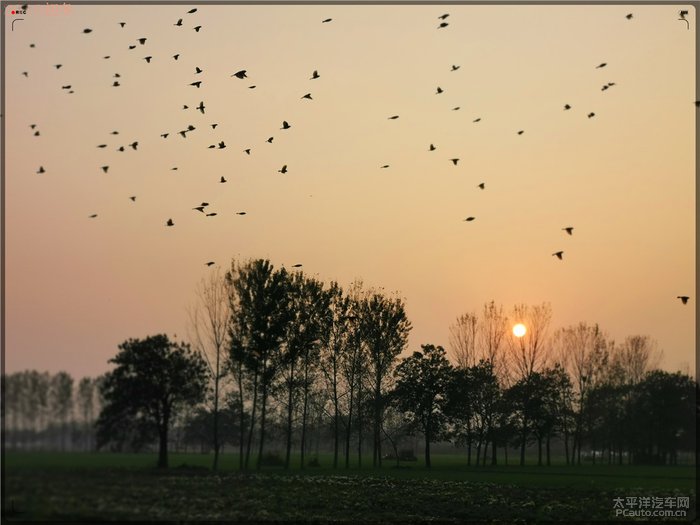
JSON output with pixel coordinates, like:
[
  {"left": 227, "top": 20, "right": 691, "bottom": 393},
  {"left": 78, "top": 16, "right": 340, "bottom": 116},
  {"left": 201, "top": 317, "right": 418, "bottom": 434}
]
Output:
[{"left": 4, "top": 258, "right": 695, "bottom": 469}]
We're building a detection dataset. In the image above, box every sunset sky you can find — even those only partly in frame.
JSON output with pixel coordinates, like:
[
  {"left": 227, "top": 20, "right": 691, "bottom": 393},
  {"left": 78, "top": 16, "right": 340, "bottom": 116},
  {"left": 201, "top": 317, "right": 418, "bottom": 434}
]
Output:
[{"left": 3, "top": 3, "right": 696, "bottom": 379}]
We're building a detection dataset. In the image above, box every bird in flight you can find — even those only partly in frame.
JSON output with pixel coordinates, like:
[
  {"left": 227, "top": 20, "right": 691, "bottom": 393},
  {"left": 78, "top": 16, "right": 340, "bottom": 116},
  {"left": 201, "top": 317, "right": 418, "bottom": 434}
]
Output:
[
  {"left": 562, "top": 227, "right": 574, "bottom": 235},
  {"left": 517, "top": 130, "right": 524, "bottom": 135},
  {"left": 54, "top": 64, "right": 62, "bottom": 69},
  {"left": 144, "top": 56, "right": 152, "bottom": 63},
  {"left": 37, "top": 166, "right": 45, "bottom": 174},
  {"left": 451, "top": 65, "right": 460, "bottom": 71},
  {"left": 166, "top": 219, "right": 174, "bottom": 226},
  {"left": 552, "top": 251, "right": 564, "bottom": 260},
  {"left": 190, "top": 81, "right": 202, "bottom": 88},
  {"left": 83, "top": 28, "right": 93, "bottom": 34},
  {"left": 195, "top": 67, "right": 203, "bottom": 74},
  {"left": 322, "top": 18, "right": 332, "bottom": 23},
  {"left": 89, "top": 214, "right": 98, "bottom": 218},
  {"left": 587, "top": 112, "right": 595, "bottom": 118},
  {"left": 450, "top": 158, "right": 459, "bottom": 165},
  {"left": 267, "top": 137, "right": 274, "bottom": 143},
  {"left": 101, "top": 166, "right": 109, "bottom": 173},
  {"left": 564, "top": 104, "right": 571, "bottom": 110},
  {"left": 220, "top": 176, "right": 227, "bottom": 183},
  {"left": 438, "top": 22, "right": 449, "bottom": 28},
  {"left": 380, "top": 165, "right": 389, "bottom": 169},
  {"left": 188, "top": 8, "right": 197, "bottom": 13},
  {"left": 119, "top": 22, "right": 126, "bottom": 27},
  {"left": 206, "top": 261, "right": 215, "bottom": 266},
  {"left": 236, "top": 211, "right": 247, "bottom": 215},
  {"left": 193, "top": 206, "right": 205, "bottom": 212},
  {"left": 281, "top": 121, "right": 291, "bottom": 129},
  {"left": 232, "top": 70, "right": 247, "bottom": 79},
  {"left": 211, "top": 124, "right": 218, "bottom": 129},
  {"left": 429, "top": 144, "right": 436, "bottom": 151},
  {"left": 175, "top": 18, "right": 183, "bottom": 26},
  {"left": 473, "top": 117, "right": 481, "bottom": 122},
  {"left": 436, "top": 86, "right": 444, "bottom": 94},
  {"left": 194, "top": 25, "right": 202, "bottom": 32},
  {"left": 292, "top": 264, "right": 303, "bottom": 268},
  {"left": 129, "top": 196, "right": 136, "bottom": 202},
  {"left": 302, "top": 93, "right": 313, "bottom": 100},
  {"left": 278, "top": 165, "right": 288, "bottom": 174},
  {"left": 197, "top": 101, "right": 205, "bottom": 114},
  {"left": 218, "top": 141, "right": 226, "bottom": 149},
  {"left": 138, "top": 37, "right": 147, "bottom": 45},
  {"left": 161, "top": 133, "right": 169, "bottom": 139},
  {"left": 388, "top": 115, "right": 399, "bottom": 120},
  {"left": 626, "top": 13, "right": 633, "bottom": 19},
  {"left": 596, "top": 62, "right": 607, "bottom": 69},
  {"left": 244, "top": 148, "right": 251, "bottom": 155},
  {"left": 311, "top": 70, "right": 320, "bottom": 79},
  {"left": 206, "top": 212, "right": 217, "bottom": 217},
  {"left": 464, "top": 217, "right": 475, "bottom": 222},
  {"left": 130, "top": 141, "right": 138, "bottom": 150},
  {"left": 478, "top": 183, "right": 485, "bottom": 189},
  {"left": 173, "top": 54, "right": 180, "bottom": 60},
  {"left": 677, "top": 296, "right": 689, "bottom": 304}
]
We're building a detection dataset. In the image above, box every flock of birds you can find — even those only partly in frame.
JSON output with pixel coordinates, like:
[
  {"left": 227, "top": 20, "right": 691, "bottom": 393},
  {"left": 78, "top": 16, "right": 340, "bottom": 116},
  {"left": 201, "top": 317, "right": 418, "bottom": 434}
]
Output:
[{"left": 18, "top": 7, "right": 695, "bottom": 305}]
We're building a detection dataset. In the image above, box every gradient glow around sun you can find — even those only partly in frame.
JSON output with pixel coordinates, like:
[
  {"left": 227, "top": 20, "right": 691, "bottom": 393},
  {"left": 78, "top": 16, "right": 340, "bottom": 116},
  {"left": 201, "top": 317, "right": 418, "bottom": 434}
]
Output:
[{"left": 513, "top": 323, "right": 527, "bottom": 337}]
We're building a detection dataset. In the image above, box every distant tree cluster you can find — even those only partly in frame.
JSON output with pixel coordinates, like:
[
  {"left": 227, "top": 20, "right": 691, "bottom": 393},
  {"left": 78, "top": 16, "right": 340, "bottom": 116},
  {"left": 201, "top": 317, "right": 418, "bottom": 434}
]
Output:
[{"left": 5, "top": 260, "right": 695, "bottom": 470}]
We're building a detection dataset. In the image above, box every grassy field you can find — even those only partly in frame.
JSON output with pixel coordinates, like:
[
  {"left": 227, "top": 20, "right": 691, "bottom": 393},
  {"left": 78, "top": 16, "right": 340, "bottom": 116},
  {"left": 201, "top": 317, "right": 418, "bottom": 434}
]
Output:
[{"left": 4, "top": 452, "right": 697, "bottom": 522}]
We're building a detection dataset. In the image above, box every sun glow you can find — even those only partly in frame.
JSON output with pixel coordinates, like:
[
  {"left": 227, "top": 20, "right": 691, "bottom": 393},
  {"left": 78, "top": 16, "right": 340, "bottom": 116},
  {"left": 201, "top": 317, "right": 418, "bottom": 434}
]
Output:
[{"left": 513, "top": 323, "right": 527, "bottom": 338}]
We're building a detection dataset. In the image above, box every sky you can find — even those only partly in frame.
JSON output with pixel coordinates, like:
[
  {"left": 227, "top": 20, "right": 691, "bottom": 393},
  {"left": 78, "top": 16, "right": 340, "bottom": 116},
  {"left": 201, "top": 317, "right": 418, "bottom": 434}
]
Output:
[{"left": 3, "top": 3, "right": 696, "bottom": 379}]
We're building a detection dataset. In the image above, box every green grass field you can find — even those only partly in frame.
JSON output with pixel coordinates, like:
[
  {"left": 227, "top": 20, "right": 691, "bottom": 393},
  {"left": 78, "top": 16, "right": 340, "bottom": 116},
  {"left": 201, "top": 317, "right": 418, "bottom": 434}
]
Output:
[{"left": 4, "top": 452, "right": 696, "bottom": 521}]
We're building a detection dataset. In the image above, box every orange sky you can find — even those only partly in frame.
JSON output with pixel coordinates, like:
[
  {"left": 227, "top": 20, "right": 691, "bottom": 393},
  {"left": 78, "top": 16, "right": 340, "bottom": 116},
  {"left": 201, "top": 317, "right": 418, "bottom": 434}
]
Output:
[{"left": 3, "top": 4, "right": 696, "bottom": 378}]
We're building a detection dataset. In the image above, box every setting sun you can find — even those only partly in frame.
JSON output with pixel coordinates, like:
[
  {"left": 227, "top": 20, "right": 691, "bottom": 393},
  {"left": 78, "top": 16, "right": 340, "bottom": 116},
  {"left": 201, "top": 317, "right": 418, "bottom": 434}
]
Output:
[{"left": 513, "top": 323, "right": 527, "bottom": 338}]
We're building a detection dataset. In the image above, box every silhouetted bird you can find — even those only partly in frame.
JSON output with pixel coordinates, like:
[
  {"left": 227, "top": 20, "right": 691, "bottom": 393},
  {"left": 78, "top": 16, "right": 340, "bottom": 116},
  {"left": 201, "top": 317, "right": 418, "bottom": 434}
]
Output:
[
  {"left": 244, "top": 148, "right": 251, "bottom": 154},
  {"left": 281, "top": 121, "right": 291, "bottom": 129},
  {"left": 473, "top": 117, "right": 481, "bottom": 122},
  {"left": 552, "top": 251, "right": 564, "bottom": 260},
  {"left": 218, "top": 141, "right": 226, "bottom": 149},
  {"left": 166, "top": 219, "right": 174, "bottom": 226},
  {"left": 89, "top": 214, "right": 98, "bottom": 218},
  {"left": 101, "top": 166, "right": 109, "bottom": 173},
  {"left": 596, "top": 63, "right": 606, "bottom": 68},
  {"left": 464, "top": 217, "right": 475, "bottom": 222},
  {"left": 194, "top": 26, "right": 202, "bottom": 32},
  {"left": 563, "top": 227, "right": 574, "bottom": 235},
  {"left": 201, "top": 202, "right": 209, "bottom": 206},
  {"left": 22, "top": 72, "right": 28, "bottom": 77},
  {"left": 112, "top": 81, "right": 120, "bottom": 87},
  {"left": 220, "top": 176, "right": 227, "bottom": 183},
  {"left": 55, "top": 64, "right": 62, "bottom": 69},
  {"left": 61, "top": 85, "right": 72, "bottom": 90},
  {"left": 677, "top": 295, "right": 689, "bottom": 304},
  {"left": 97, "top": 144, "right": 107, "bottom": 148},
  {"left": 626, "top": 13, "right": 633, "bottom": 19},
  {"left": 34, "top": 131, "right": 40, "bottom": 136},
  {"left": 267, "top": 137, "right": 274, "bottom": 143},
  {"left": 111, "top": 131, "right": 119, "bottom": 135},
  {"left": 436, "top": 86, "right": 444, "bottom": 94},
  {"left": 83, "top": 28, "right": 92, "bottom": 33},
  {"left": 478, "top": 183, "right": 485, "bottom": 189},
  {"left": 388, "top": 115, "right": 399, "bottom": 119},
  {"left": 190, "top": 81, "right": 202, "bottom": 88},
  {"left": 206, "top": 261, "right": 215, "bottom": 266},
  {"left": 118, "top": 146, "right": 125, "bottom": 151},
  {"left": 517, "top": 130, "right": 524, "bottom": 135},
  {"left": 30, "top": 124, "right": 37, "bottom": 129},
  {"left": 322, "top": 18, "right": 332, "bottom": 23},
  {"left": 292, "top": 264, "right": 303, "bottom": 268},
  {"left": 206, "top": 212, "right": 217, "bottom": 217},
  {"left": 119, "top": 22, "right": 126, "bottom": 27},
  {"left": 183, "top": 105, "right": 188, "bottom": 109},
  {"left": 144, "top": 56, "right": 152, "bottom": 63},
  {"left": 175, "top": 18, "right": 183, "bottom": 26},
  {"left": 564, "top": 104, "right": 571, "bottom": 110},
  {"left": 208, "top": 144, "right": 216, "bottom": 149},
  {"left": 311, "top": 70, "right": 320, "bottom": 79},
  {"left": 173, "top": 54, "right": 180, "bottom": 60},
  {"left": 453, "top": 107, "right": 460, "bottom": 111},
  {"left": 211, "top": 124, "right": 218, "bottom": 129},
  {"left": 438, "top": 22, "right": 449, "bottom": 28},
  {"left": 195, "top": 67, "right": 203, "bottom": 74},
  {"left": 249, "top": 85, "right": 256, "bottom": 89},
  {"left": 450, "top": 158, "right": 459, "bottom": 165},
  {"left": 380, "top": 165, "right": 389, "bottom": 169},
  {"left": 302, "top": 93, "right": 313, "bottom": 100},
  {"left": 439, "top": 13, "right": 449, "bottom": 19},
  {"left": 188, "top": 8, "right": 197, "bottom": 13},
  {"left": 197, "top": 101, "right": 205, "bottom": 113},
  {"left": 429, "top": 144, "right": 436, "bottom": 151},
  {"left": 161, "top": 133, "right": 169, "bottom": 138},
  {"left": 278, "top": 165, "right": 288, "bottom": 173},
  {"left": 451, "top": 65, "right": 460, "bottom": 71},
  {"left": 236, "top": 211, "right": 247, "bottom": 215},
  {"left": 37, "top": 166, "right": 45, "bottom": 174},
  {"left": 130, "top": 196, "right": 136, "bottom": 201},
  {"left": 138, "top": 38, "right": 146, "bottom": 45},
  {"left": 232, "top": 70, "right": 247, "bottom": 79},
  {"left": 588, "top": 112, "right": 595, "bottom": 118},
  {"left": 129, "top": 45, "right": 136, "bottom": 50},
  {"left": 193, "top": 206, "right": 205, "bottom": 212},
  {"left": 130, "top": 141, "right": 138, "bottom": 150}
]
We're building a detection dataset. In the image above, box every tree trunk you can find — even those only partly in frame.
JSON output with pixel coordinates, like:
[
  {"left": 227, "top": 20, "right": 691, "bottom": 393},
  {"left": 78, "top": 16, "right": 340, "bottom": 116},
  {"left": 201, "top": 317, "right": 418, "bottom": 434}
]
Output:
[
  {"left": 537, "top": 436, "right": 542, "bottom": 466},
  {"left": 212, "top": 371, "right": 220, "bottom": 471},
  {"left": 300, "top": 379, "right": 310, "bottom": 469},
  {"left": 256, "top": 382, "right": 268, "bottom": 470},
  {"left": 520, "top": 419, "right": 527, "bottom": 466},
  {"left": 245, "top": 370, "right": 259, "bottom": 470},
  {"left": 333, "top": 382, "right": 339, "bottom": 469},
  {"left": 284, "top": 364, "right": 295, "bottom": 470},
  {"left": 424, "top": 421, "right": 431, "bottom": 469},
  {"left": 546, "top": 433, "right": 551, "bottom": 466},
  {"left": 158, "top": 411, "right": 169, "bottom": 469},
  {"left": 345, "top": 386, "right": 354, "bottom": 469}
]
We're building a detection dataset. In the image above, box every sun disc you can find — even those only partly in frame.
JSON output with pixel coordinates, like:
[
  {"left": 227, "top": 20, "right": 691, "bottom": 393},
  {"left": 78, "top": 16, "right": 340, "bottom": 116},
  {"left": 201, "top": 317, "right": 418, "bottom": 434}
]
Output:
[{"left": 513, "top": 323, "right": 526, "bottom": 337}]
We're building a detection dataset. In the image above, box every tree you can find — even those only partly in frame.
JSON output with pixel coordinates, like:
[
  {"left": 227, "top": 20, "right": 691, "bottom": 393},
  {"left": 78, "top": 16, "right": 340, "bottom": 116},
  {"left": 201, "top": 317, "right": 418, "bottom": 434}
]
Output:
[
  {"left": 77, "top": 377, "right": 95, "bottom": 451},
  {"left": 448, "top": 313, "right": 479, "bottom": 369},
  {"left": 96, "top": 334, "right": 208, "bottom": 468},
  {"left": 394, "top": 344, "right": 453, "bottom": 468},
  {"left": 230, "top": 259, "right": 291, "bottom": 469},
  {"left": 506, "top": 303, "right": 553, "bottom": 383},
  {"left": 188, "top": 267, "right": 231, "bottom": 471},
  {"left": 50, "top": 371, "right": 74, "bottom": 451},
  {"left": 360, "top": 290, "right": 412, "bottom": 468}
]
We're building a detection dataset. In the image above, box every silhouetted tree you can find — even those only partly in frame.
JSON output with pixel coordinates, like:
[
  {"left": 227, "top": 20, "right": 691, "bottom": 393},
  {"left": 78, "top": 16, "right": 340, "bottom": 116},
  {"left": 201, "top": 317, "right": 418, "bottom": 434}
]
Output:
[
  {"left": 394, "top": 344, "right": 452, "bottom": 468},
  {"left": 96, "top": 334, "right": 207, "bottom": 468}
]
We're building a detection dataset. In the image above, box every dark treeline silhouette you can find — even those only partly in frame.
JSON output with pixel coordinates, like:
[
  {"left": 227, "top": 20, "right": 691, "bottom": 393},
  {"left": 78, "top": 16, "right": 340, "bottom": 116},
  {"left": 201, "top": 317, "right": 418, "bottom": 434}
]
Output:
[{"left": 4, "top": 259, "right": 695, "bottom": 469}]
